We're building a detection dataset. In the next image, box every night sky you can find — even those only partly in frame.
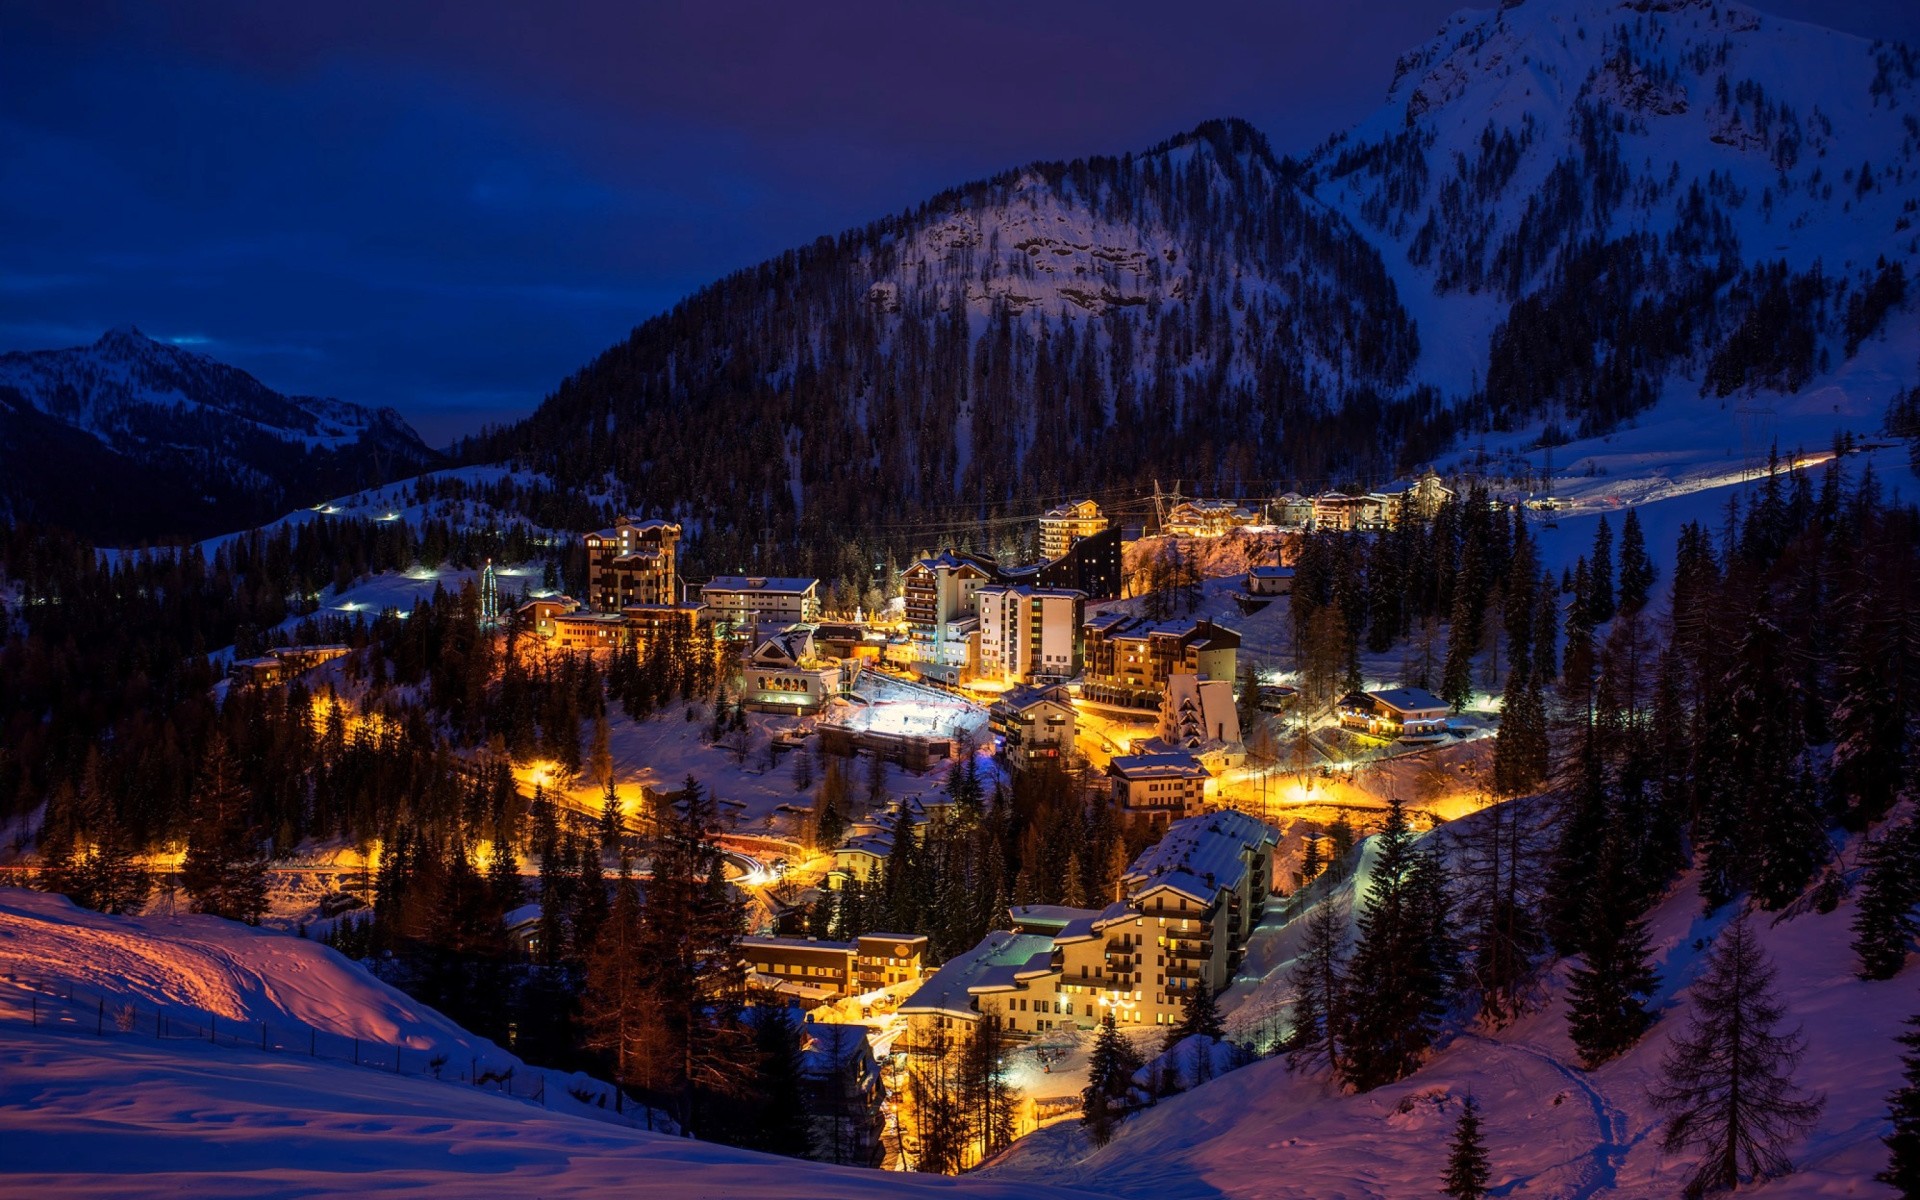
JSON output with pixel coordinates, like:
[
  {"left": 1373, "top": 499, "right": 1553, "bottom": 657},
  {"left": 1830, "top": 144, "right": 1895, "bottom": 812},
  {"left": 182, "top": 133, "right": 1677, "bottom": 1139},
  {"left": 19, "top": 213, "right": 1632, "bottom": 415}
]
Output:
[{"left": 6, "top": 1, "right": 1918, "bottom": 446}]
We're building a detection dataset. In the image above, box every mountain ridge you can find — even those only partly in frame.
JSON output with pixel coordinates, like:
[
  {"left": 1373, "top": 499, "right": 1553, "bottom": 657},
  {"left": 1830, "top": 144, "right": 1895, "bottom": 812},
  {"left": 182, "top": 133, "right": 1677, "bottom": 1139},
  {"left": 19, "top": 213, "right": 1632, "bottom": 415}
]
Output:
[
  {"left": 0, "top": 327, "right": 438, "bottom": 543},
  {"left": 471, "top": 0, "right": 1916, "bottom": 583}
]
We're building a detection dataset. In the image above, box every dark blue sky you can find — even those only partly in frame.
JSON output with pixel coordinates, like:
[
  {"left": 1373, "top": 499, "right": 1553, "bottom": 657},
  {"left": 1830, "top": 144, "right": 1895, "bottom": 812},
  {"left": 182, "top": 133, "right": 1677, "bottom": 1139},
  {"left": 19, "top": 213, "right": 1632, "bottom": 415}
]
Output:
[{"left": 5, "top": 1, "right": 1916, "bottom": 446}]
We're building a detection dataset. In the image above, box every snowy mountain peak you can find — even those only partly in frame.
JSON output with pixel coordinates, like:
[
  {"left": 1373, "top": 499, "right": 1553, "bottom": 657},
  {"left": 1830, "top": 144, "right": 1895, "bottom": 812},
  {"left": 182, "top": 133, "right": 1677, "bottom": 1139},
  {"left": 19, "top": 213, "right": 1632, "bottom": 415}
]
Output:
[{"left": 0, "top": 330, "right": 437, "bottom": 542}]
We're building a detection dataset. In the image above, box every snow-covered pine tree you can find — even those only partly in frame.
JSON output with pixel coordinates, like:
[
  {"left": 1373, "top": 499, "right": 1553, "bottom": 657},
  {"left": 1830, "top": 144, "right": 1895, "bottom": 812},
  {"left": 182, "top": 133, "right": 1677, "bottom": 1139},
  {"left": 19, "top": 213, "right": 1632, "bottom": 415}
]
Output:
[
  {"left": 1286, "top": 899, "right": 1348, "bottom": 1077},
  {"left": 1650, "top": 919, "right": 1824, "bottom": 1194},
  {"left": 1749, "top": 753, "right": 1830, "bottom": 912},
  {"left": 1442, "top": 1092, "right": 1492, "bottom": 1200},
  {"left": 1883, "top": 1011, "right": 1920, "bottom": 1197},
  {"left": 1851, "top": 818, "right": 1920, "bottom": 981}
]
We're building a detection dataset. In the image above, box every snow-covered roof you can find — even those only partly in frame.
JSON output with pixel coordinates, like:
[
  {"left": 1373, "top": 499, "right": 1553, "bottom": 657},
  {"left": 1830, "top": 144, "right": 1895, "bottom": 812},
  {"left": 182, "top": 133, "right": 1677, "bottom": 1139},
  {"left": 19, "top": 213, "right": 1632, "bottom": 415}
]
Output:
[
  {"left": 704, "top": 576, "right": 819, "bottom": 595},
  {"left": 1123, "top": 810, "right": 1276, "bottom": 905},
  {"left": 899, "top": 931, "right": 1056, "bottom": 1018},
  {"left": 1009, "top": 904, "right": 1102, "bottom": 935},
  {"left": 741, "top": 935, "right": 853, "bottom": 953},
  {"left": 1108, "top": 752, "right": 1210, "bottom": 780},
  {"left": 1368, "top": 686, "right": 1449, "bottom": 714},
  {"left": 1248, "top": 565, "right": 1294, "bottom": 578}
]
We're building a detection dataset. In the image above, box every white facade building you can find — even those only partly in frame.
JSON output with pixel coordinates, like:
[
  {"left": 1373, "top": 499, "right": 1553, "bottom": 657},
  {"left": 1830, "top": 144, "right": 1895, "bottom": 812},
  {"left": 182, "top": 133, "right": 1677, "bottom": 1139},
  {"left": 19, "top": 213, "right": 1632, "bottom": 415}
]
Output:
[{"left": 975, "top": 584, "right": 1085, "bottom": 685}]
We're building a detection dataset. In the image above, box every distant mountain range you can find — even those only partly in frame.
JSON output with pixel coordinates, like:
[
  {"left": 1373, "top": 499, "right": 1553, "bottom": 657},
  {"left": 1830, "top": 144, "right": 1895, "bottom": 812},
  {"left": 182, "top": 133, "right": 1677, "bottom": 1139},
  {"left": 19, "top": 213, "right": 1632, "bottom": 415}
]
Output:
[
  {"left": 0, "top": 327, "right": 437, "bottom": 543},
  {"left": 467, "top": 0, "right": 1916, "bottom": 577}
]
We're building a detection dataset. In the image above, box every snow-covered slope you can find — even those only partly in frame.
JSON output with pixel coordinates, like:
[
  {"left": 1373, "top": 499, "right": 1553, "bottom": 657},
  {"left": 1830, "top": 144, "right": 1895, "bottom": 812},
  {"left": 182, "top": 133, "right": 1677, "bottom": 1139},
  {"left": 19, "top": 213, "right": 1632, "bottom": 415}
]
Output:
[
  {"left": 0, "top": 889, "right": 1104, "bottom": 1199},
  {"left": 0, "top": 889, "right": 486, "bottom": 1054},
  {"left": 0, "top": 327, "right": 437, "bottom": 542},
  {"left": 0, "top": 1015, "right": 1102, "bottom": 1200},
  {"left": 986, "top": 822, "right": 1909, "bottom": 1198},
  {"left": 1310, "top": 0, "right": 1920, "bottom": 419}
]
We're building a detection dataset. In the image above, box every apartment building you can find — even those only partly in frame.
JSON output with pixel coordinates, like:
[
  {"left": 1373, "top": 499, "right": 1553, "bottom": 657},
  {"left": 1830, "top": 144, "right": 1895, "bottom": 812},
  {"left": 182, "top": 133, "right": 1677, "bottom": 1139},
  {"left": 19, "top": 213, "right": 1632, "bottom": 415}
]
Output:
[
  {"left": 1107, "top": 751, "right": 1210, "bottom": 826},
  {"left": 700, "top": 575, "right": 819, "bottom": 633},
  {"left": 584, "top": 516, "right": 681, "bottom": 611},
  {"left": 988, "top": 684, "right": 1077, "bottom": 771},
  {"left": 1080, "top": 614, "right": 1240, "bottom": 710},
  {"left": 900, "top": 811, "right": 1276, "bottom": 1042},
  {"left": 975, "top": 584, "right": 1085, "bottom": 686},
  {"left": 1038, "top": 499, "right": 1108, "bottom": 561},
  {"left": 743, "top": 933, "right": 929, "bottom": 1002}
]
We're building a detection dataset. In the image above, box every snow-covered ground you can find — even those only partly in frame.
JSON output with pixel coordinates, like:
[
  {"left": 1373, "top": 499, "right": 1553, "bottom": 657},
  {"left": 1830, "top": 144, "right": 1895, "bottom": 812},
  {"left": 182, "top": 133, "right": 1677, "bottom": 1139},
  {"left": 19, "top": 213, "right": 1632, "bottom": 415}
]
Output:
[
  {"left": 986, "top": 820, "right": 1910, "bottom": 1198},
  {"left": 0, "top": 1014, "right": 1104, "bottom": 1200},
  {"left": 0, "top": 889, "right": 494, "bottom": 1056}
]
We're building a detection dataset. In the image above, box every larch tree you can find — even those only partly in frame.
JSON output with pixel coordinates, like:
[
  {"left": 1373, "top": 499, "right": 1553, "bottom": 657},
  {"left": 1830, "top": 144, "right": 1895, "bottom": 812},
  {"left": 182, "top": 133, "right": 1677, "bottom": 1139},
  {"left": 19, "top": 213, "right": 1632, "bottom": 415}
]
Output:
[
  {"left": 1284, "top": 898, "right": 1349, "bottom": 1078},
  {"left": 1650, "top": 919, "right": 1824, "bottom": 1194}
]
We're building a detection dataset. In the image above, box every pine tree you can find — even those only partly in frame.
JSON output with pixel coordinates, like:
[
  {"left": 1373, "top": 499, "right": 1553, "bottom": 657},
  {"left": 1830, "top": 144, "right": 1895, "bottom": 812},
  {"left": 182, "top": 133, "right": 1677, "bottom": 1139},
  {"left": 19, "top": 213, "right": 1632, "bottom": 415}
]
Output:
[
  {"left": 746, "top": 1006, "right": 812, "bottom": 1157},
  {"left": 1284, "top": 899, "right": 1347, "bottom": 1078},
  {"left": 1851, "top": 819, "right": 1920, "bottom": 981},
  {"left": 1443, "top": 1093, "right": 1492, "bottom": 1200},
  {"left": 180, "top": 731, "right": 269, "bottom": 925},
  {"left": 1749, "top": 754, "right": 1829, "bottom": 912},
  {"left": 1442, "top": 582, "right": 1478, "bottom": 712},
  {"left": 1343, "top": 798, "right": 1455, "bottom": 1090},
  {"left": 1300, "top": 833, "right": 1324, "bottom": 886},
  {"left": 958, "top": 1017, "right": 1015, "bottom": 1165},
  {"left": 1164, "top": 979, "right": 1224, "bottom": 1051},
  {"left": 1617, "top": 509, "right": 1656, "bottom": 613},
  {"left": 1082, "top": 1012, "right": 1141, "bottom": 1147},
  {"left": 1882, "top": 1012, "right": 1920, "bottom": 1197},
  {"left": 1587, "top": 516, "right": 1616, "bottom": 624},
  {"left": 1650, "top": 919, "right": 1824, "bottom": 1194},
  {"left": 1565, "top": 855, "right": 1659, "bottom": 1069}
]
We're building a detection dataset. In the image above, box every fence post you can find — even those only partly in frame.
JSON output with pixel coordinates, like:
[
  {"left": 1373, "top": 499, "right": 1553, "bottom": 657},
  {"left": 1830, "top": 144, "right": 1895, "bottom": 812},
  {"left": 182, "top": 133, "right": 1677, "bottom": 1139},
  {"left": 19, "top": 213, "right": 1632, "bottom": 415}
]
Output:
[
  {"left": 96, "top": 997, "right": 103, "bottom": 1035},
  {"left": 394, "top": 1047, "right": 402, "bottom": 1074}
]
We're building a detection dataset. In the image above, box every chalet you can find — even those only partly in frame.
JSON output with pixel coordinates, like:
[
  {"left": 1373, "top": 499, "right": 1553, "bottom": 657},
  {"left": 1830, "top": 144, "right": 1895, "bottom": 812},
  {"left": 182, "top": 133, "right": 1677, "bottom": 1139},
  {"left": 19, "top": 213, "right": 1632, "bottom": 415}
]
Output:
[
  {"left": 1368, "top": 468, "right": 1453, "bottom": 528},
  {"left": 1108, "top": 751, "right": 1210, "bottom": 827},
  {"left": 584, "top": 516, "right": 680, "bottom": 612},
  {"left": 743, "top": 629, "right": 844, "bottom": 715},
  {"left": 988, "top": 685, "right": 1077, "bottom": 771},
  {"left": 1336, "top": 686, "right": 1451, "bottom": 741},
  {"left": 1165, "top": 499, "right": 1258, "bottom": 538},
  {"left": 702, "top": 575, "right": 819, "bottom": 633},
  {"left": 1267, "top": 492, "right": 1315, "bottom": 528},
  {"left": 515, "top": 595, "right": 577, "bottom": 639},
  {"left": 1038, "top": 499, "right": 1108, "bottom": 561},
  {"left": 1158, "top": 673, "right": 1240, "bottom": 751},
  {"left": 901, "top": 549, "right": 999, "bottom": 631},
  {"left": 1245, "top": 565, "right": 1294, "bottom": 596},
  {"left": 1311, "top": 491, "right": 1385, "bottom": 532}
]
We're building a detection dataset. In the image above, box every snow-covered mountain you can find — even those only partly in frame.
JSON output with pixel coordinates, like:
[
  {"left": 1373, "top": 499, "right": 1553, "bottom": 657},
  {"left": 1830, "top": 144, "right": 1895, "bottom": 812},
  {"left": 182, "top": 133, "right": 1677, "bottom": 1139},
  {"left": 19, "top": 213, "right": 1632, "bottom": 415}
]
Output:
[
  {"left": 1307, "top": 0, "right": 1919, "bottom": 431},
  {"left": 482, "top": 0, "right": 1916, "bottom": 575},
  {"left": 0, "top": 327, "right": 437, "bottom": 543}
]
